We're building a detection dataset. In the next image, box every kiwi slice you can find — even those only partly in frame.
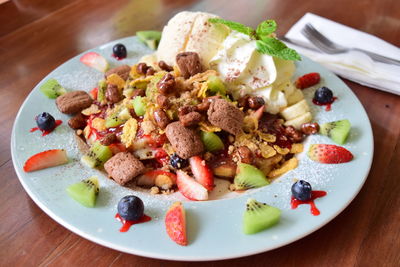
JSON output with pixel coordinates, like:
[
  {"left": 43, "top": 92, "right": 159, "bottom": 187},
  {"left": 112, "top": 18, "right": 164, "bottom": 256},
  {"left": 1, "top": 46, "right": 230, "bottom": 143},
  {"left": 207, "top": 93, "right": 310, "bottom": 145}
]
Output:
[
  {"left": 200, "top": 131, "right": 224, "bottom": 152},
  {"left": 97, "top": 80, "right": 107, "bottom": 103},
  {"left": 320, "top": 119, "right": 351, "bottom": 145},
  {"left": 136, "top": 31, "right": 162, "bottom": 50},
  {"left": 207, "top": 75, "right": 226, "bottom": 95},
  {"left": 40, "top": 78, "right": 67, "bottom": 99},
  {"left": 66, "top": 176, "right": 99, "bottom": 207},
  {"left": 105, "top": 107, "right": 131, "bottom": 128},
  {"left": 81, "top": 142, "right": 112, "bottom": 168},
  {"left": 234, "top": 163, "right": 269, "bottom": 190},
  {"left": 243, "top": 198, "right": 281, "bottom": 234},
  {"left": 132, "top": 96, "right": 146, "bottom": 116}
]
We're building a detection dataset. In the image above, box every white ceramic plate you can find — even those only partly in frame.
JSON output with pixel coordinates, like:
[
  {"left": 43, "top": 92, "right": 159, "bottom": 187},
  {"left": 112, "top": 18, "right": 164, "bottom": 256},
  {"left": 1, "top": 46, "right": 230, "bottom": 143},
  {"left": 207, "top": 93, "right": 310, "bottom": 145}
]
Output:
[{"left": 11, "top": 37, "right": 373, "bottom": 261}]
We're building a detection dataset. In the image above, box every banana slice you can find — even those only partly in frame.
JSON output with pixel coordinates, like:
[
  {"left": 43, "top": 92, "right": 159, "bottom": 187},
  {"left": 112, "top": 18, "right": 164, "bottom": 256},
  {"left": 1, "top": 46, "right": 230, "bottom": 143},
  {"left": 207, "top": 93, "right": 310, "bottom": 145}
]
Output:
[
  {"left": 286, "top": 89, "right": 304, "bottom": 106},
  {"left": 280, "top": 99, "right": 309, "bottom": 120},
  {"left": 284, "top": 112, "right": 312, "bottom": 129},
  {"left": 278, "top": 81, "right": 296, "bottom": 97},
  {"left": 139, "top": 53, "right": 158, "bottom": 68}
]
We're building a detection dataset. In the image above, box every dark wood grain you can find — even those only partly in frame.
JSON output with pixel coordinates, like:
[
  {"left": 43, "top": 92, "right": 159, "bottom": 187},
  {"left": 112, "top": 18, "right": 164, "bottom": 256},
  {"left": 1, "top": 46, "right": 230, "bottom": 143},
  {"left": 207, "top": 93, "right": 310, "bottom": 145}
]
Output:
[{"left": 0, "top": 0, "right": 399, "bottom": 266}]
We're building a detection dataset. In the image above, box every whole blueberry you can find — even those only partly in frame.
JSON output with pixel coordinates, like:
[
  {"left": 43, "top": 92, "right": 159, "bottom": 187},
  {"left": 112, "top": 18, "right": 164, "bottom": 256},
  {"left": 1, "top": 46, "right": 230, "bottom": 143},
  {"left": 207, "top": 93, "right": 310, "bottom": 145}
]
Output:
[
  {"left": 36, "top": 112, "right": 56, "bottom": 131},
  {"left": 291, "top": 180, "right": 312, "bottom": 201},
  {"left": 170, "top": 153, "right": 188, "bottom": 169},
  {"left": 117, "top": 195, "right": 144, "bottom": 221},
  {"left": 113, "top": 43, "right": 127, "bottom": 59},
  {"left": 314, "top": 86, "right": 333, "bottom": 104}
]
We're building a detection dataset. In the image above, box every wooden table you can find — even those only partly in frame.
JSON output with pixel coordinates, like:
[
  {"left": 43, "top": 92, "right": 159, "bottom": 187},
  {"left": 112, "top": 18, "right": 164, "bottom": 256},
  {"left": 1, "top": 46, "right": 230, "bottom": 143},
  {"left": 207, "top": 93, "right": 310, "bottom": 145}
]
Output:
[{"left": 1, "top": 0, "right": 399, "bottom": 265}]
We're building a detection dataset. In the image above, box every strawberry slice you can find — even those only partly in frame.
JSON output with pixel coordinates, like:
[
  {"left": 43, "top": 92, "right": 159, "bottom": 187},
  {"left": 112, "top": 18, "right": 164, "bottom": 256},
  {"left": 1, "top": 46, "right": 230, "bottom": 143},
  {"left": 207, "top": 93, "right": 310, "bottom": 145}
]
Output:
[
  {"left": 80, "top": 52, "right": 109, "bottom": 72},
  {"left": 109, "top": 143, "right": 126, "bottom": 155},
  {"left": 252, "top": 105, "right": 265, "bottom": 121},
  {"left": 176, "top": 170, "right": 208, "bottom": 201},
  {"left": 165, "top": 202, "right": 187, "bottom": 246},
  {"left": 89, "top": 87, "right": 98, "bottom": 100},
  {"left": 189, "top": 156, "right": 214, "bottom": 191},
  {"left": 23, "top": 149, "right": 68, "bottom": 172},
  {"left": 295, "top": 72, "right": 320, "bottom": 89},
  {"left": 308, "top": 144, "right": 353, "bottom": 164}
]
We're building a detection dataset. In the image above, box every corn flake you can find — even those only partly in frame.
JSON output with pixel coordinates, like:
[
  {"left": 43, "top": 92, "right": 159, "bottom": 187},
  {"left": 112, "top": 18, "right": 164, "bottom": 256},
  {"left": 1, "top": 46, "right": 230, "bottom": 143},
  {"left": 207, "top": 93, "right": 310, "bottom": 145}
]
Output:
[
  {"left": 256, "top": 131, "right": 276, "bottom": 143},
  {"left": 274, "top": 145, "right": 290, "bottom": 155},
  {"left": 268, "top": 158, "right": 298, "bottom": 178},
  {"left": 91, "top": 118, "right": 106, "bottom": 131},
  {"left": 243, "top": 115, "right": 258, "bottom": 133},
  {"left": 121, "top": 118, "right": 138, "bottom": 148},
  {"left": 197, "top": 82, "right": 209, "bottom": 98},
  {"left": 81, "top": 104, "right": 100, "bottom": 116},
  {"left": 107, "top": 73, "right": 125, "bottom": 89},
  {"left": 259, "top": 143, "right": 277, "bottom": 158},
  {"left": 199, "top": 121, "right": 221, "bottom": 132},
  {"left": 290, "top": 143, "right": 304, "bottom": 154}
]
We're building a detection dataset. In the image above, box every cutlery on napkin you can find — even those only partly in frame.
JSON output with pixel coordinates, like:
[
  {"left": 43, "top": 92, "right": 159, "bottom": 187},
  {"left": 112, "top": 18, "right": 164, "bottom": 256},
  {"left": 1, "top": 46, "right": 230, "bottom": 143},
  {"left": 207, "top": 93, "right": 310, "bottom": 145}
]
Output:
[{"left": 284, "top": 13, "right": 400, "bottom": 95}]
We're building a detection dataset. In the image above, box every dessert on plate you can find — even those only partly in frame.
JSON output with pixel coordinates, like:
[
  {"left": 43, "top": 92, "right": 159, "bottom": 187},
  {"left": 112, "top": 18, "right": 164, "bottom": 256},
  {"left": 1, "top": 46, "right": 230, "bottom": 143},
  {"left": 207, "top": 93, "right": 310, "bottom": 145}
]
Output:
[
  {"left": 61, "top": 11, "right": 320, "bottom": 199},
  {"left": 23, "top": 11, "right": 354, "bottom": 245}
]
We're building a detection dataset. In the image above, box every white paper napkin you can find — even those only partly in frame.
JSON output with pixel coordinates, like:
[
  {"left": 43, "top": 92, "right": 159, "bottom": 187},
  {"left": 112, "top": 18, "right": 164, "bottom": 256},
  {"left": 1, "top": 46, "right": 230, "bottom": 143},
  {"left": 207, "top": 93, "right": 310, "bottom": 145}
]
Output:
[{"left": 284, "top": 13, "right": 400, "bottom": 95}]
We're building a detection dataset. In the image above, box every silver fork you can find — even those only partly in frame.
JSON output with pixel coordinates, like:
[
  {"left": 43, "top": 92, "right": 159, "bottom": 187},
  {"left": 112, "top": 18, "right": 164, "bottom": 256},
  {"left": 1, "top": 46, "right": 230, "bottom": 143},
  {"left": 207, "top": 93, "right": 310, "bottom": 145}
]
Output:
[{"left": 301, "top": 23, "right": 400, "bottom": 66}]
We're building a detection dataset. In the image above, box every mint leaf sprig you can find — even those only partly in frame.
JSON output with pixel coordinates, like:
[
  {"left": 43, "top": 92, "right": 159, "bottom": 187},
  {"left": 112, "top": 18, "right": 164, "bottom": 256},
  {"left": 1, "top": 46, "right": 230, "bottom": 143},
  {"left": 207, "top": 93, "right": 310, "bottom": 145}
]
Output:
[{"left": 209, "top": 18, "right": 301, "bottom": 61}]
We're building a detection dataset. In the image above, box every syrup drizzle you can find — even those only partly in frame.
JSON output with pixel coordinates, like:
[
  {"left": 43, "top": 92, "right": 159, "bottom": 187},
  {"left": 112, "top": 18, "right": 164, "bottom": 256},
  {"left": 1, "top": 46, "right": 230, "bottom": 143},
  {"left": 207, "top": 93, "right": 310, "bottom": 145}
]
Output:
[
  {"left": 115, "top": 213, "right": 152, "bottom": 232},
  {"left": 312, "top": 97, "right": 337, "bottom": 111},
  {"left": 291, "top": 190, "right": 327, "bottom": 216},
  {"left": 30, "top": 120, "right": 62, "bottom": 136}
]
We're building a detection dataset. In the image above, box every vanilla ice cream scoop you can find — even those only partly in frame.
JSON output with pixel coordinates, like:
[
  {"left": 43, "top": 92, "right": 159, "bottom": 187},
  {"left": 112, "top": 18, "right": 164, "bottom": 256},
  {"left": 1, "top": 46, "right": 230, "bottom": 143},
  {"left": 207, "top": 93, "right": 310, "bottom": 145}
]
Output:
[{"left": 156, "top": 11, "right": 230, "bottom": 68}]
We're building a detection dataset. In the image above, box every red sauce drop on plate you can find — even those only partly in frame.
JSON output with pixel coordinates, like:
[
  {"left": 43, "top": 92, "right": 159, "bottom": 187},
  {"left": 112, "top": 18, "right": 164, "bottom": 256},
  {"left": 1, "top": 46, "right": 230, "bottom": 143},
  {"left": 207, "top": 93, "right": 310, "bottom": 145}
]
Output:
[
  {"left": 112, "top": 53, "right": 125, "bottom": 61},
  {"left": 312, "top": 97, "right": 337, "bottom": 111},
  {"left": 291, "top": 190, "right": 327, "bottom": 216},
  {"left": 30, "top": 120, "right": 62, "bottom": 136},
  {"left": 115, "top": 213, "right": 152, "bottom": 232}
]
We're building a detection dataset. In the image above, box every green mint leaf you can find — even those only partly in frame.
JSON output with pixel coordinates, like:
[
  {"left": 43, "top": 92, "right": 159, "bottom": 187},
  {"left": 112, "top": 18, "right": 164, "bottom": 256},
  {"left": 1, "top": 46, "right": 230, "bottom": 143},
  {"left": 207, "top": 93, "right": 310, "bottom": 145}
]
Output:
[
  {"left": 256, "top": 20, "right": 277, "bottom": 37},
  {"left": 209, "top": 18, "right": 255, "bottom": 37},
  {"left": 256, "top": 38, "right": 302, "bottom": 61}
]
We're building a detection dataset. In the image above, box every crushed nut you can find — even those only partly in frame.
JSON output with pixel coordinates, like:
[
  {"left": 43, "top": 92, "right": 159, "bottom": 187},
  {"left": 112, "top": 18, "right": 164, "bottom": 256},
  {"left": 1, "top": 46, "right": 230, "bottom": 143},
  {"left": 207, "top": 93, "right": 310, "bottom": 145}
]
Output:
[
  {"left": 301, "top": 122, "right": 320, "bottom": 135},
  {"left": 156, "top": 94, "right": 170, "bottom": 109},
  {"left": 136, "top": 62, "right": 149, "bottom": 75},
  {"left": 285, "top": 126, "right": 303, "bottom": 142},
  {"left": 157, "top": 73, "right": 175, "bottom": 94},
  {"left": 179, "top": 111, "right": 202, "bottom": 127},
  {"left": 237, "top": 146, "right": 253, "bottom": 164},
  {"left": 153, "top": 109, "right": 170, "bottom": 129},
  {"left": 247, "top": 96, "right": 265, "bottom": 110},
  {"left": 150, "top": 186, "right": 160, "bottom": 195},
  {"left": 158, "top": 60, "right": 173, "bottom": 72}
]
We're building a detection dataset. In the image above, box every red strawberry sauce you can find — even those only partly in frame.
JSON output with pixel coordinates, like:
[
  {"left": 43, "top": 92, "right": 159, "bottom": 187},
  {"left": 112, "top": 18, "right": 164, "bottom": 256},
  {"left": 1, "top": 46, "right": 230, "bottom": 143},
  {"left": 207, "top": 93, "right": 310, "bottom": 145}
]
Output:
[
  {"left": 112, "top": 54, "right": 125, "bottom": 61},
  {"left": 30, "top": 120, "right": 62, "bottom": 136},
  {"left": 291, "top": 190, "right": 327, "bottom": 216},
  {"left": 312, "top": 97, "right": 337, "bottom": 111},
  {"left": 115, "top": 213, "right": 152, "bottom": 232}
]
